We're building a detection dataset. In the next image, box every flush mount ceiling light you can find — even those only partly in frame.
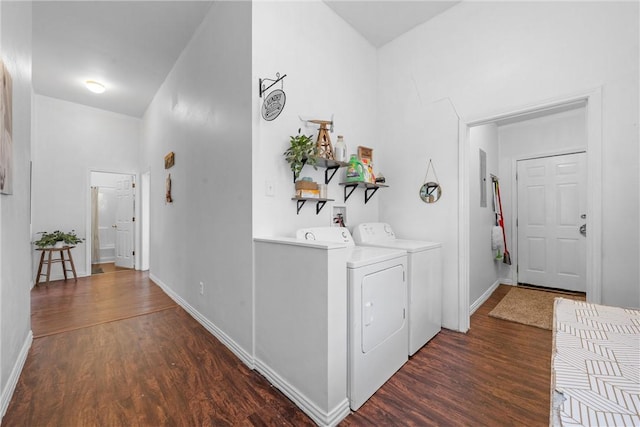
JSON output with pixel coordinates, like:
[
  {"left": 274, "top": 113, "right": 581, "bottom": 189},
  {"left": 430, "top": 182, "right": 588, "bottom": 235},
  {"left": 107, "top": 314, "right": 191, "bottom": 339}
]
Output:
[{"left": 85, "top": 80, "right": 106, "bottom": 94}]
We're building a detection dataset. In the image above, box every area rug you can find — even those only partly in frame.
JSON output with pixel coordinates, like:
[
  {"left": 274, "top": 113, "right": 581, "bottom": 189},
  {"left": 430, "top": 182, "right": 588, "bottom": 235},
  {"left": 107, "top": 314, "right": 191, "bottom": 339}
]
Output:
[{"left": 489, "top": 286, "right": 585, "bottom": 330}]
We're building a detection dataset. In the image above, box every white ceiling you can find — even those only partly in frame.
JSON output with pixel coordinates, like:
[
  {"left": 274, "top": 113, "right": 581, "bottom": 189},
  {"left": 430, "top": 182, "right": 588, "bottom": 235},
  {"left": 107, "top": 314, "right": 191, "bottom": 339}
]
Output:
[
  {"left": 32, "top": 1, "right": 213, "bottom": 118},
  {"left": 323, "top": 1, "right": 460, "bottom": 48},
  {"left": 32, "top": 1, "right": 458, "bottom": 118}
]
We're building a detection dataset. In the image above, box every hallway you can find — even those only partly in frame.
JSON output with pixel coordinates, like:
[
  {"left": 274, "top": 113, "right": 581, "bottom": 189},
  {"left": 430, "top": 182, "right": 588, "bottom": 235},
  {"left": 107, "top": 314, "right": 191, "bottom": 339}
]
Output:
[
  {"left": 5, "top": 271, "right": 312, "bottom": 426},
  {"left": 4, "top": 274, "right": 552, "bottom": 426}
]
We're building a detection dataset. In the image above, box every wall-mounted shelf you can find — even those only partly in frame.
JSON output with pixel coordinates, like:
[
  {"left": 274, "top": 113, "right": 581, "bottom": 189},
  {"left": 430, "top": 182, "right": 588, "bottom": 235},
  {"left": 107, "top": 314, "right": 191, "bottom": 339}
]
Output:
[
  {"left": 339, "top": 182, "right": 388, "bottom": 204},
  {"left": 294, "top": 157, "right": 349, "bottom": 184},
  {"left": 292, "top": 197, "right": 335, "bottom": 215}
]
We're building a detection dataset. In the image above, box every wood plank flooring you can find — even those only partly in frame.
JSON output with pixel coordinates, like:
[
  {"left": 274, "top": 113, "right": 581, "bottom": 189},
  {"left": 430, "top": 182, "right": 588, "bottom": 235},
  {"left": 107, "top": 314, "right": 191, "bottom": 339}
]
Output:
[
  {"left": 4, "top": 278, "right": 552, "bottom": 426},
  {"left": 31, "top": 270, "right": 177, "bottom": 338}
]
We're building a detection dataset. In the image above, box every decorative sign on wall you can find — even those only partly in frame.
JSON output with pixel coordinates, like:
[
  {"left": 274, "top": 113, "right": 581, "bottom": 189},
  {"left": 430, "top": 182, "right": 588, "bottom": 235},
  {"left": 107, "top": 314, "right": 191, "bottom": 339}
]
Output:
[
  {"left": 259, "top": 72, "right": 287, "bottom": 121},
  {"left": 261, "top": 89, "right": 286, "bottom": 121},
  {"left": 0, "top": 60, "right": 13, "bottom": 195}
]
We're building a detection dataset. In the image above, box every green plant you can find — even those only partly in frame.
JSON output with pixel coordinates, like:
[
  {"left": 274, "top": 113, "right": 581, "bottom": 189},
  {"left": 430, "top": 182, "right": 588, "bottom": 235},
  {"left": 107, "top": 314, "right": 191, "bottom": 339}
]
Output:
[
  {"left": 283, "top": 129, "right": 318, "bottom": 181},
  {"left": 33, "top": 230, "right": 84, "bottom": 248}
]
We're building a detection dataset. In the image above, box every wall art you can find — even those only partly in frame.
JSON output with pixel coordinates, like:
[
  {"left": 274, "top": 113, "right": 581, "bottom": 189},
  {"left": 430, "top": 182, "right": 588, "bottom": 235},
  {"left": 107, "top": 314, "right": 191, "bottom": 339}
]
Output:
[{"left": 0, "top": 60, "right": 13, "bottom": 195}]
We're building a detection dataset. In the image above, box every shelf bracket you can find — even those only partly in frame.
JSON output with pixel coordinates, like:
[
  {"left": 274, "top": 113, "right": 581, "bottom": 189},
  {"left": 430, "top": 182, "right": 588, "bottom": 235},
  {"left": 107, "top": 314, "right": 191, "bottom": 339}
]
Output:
[
  {"left": 343, "top": 183, "right": 357, "bottom": 202},
  {"left": 295, "top": 199, "right": 306, "bottom": 215},
  {"left": 324, "top": 165, "right": 340, "bottom": 184},
  {"left": 364, "top": 186, "right": 380, "bottom": 204},
  {"left": 316, "top": 200, "right": 327, "bottom": 214}
]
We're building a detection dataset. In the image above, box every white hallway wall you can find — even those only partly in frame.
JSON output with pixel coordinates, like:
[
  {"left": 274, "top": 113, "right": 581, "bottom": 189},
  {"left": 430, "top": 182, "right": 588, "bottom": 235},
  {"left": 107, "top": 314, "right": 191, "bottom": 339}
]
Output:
[
  {"left": 0, "top": 0, "right": 32, "bottom": 419},
  {"left": 468, "top": 123, "right": 503, "bottom": 305},
  {"left": 32, "top": 95, "right": 140, "bottom": 280},
  {"left": 139, "top": 2, "right": 253, "bottom": 358},
  {"left": 378, "top": 1, "right": 640, "bottom": 327},
  {"left": 252, "top": 1, "right": 378, "bottom": 238}
]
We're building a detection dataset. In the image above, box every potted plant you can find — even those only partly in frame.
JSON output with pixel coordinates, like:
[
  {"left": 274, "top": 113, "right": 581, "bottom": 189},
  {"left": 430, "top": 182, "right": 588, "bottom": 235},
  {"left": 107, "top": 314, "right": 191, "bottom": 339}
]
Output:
[
  {"left": 283, "top": 129, "right": 318, "bottom": 181},
  {"left": 33, "top": 230, "right": 84, "bottom": 249}
]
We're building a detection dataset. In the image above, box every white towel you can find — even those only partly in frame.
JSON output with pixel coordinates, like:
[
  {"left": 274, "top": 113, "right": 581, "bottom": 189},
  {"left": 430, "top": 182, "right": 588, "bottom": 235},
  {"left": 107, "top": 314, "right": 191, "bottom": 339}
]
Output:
[{"left": 492, "top": 226, "right": 503, "bottom": 250}]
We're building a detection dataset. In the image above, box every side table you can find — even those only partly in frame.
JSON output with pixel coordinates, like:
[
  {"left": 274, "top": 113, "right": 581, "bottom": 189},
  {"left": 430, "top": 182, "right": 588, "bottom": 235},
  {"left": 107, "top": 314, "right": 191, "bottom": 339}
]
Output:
[{"left": 35, "top": 246, "right": 78, "bottom": 286}]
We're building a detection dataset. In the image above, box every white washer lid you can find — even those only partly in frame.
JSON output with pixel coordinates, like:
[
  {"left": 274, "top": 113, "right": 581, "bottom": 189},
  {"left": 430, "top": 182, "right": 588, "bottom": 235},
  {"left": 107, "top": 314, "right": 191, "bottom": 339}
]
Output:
[
  {"left": 346, "top": 246, "right": 406, "bottom": 268},
  {"left": 359, "top": 239, "right": 441, "bottom": 253}
]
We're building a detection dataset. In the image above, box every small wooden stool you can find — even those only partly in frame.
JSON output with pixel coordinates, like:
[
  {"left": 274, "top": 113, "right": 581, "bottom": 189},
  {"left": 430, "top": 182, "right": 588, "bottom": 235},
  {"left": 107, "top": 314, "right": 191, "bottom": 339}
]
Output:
[{"left": 35, "top": 246, "right": 78, "bottom": 286}]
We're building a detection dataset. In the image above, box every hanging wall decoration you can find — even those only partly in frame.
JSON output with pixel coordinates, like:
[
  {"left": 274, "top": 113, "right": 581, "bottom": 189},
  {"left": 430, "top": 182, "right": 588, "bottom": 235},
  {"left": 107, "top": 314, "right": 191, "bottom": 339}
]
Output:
[
  {"left": 0, "top": 60, "right": 14, "bottom": 195},
  {"left": 259, "top": 72, "right": 287, "bottom": 121},
  {"left": 166, "top": 173, "right": 173, "bottom": 203},
  {"left": 419, "top": 159, "right": 442, "bottom": 203},
  {"left": 164, "top": 151, "right": 175, "bottom": 169}
]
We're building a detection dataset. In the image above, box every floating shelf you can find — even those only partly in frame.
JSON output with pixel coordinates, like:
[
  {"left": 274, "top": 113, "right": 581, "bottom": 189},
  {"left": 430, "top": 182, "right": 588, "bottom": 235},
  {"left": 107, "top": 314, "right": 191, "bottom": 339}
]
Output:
[
  {"left": 291, "top": 197, "right": 335, "bottom": 215},
  {"left": 339, "top": 182, "right": 388, "bottom": 204}
]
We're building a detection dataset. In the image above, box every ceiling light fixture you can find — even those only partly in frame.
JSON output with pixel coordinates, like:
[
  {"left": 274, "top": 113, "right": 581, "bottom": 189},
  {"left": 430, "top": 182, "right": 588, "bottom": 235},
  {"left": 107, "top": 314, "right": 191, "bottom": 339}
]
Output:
[{"left": 85, "top": 80, "right": 106, "bottom": 94}]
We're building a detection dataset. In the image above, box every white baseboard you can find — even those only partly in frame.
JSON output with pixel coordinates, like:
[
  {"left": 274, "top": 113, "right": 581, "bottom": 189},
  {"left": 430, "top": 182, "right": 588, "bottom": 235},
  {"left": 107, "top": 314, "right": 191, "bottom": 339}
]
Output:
[
  {"left": 470, "top": 279, "right": 505, "bottom": 315},
  {"left": 149, "top": 273, "right": 253, "bottom": 369},
  {"left": 1, "top": 330, "right": 33, "bottom": 421},
  {"left": 254, "top": 358, "right": 351, "bottom": 427}
]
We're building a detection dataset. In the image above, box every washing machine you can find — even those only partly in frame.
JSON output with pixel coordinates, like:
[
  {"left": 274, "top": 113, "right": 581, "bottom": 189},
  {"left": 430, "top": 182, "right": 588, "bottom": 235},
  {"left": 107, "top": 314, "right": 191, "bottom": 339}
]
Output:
[
  {"left": 296, "top": 227, "right": 408, "bottom": 411},
  {"left": 353, "top": 223, "right": 442, "bottom": 356}
]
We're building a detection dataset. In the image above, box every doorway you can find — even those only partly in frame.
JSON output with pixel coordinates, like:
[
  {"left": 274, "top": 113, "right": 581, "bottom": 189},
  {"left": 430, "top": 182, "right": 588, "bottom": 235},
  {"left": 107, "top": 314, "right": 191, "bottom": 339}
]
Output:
[
  {"left": 89, "top": 171, "right": 136, "bottom": 275},
  {"left": 516, "top": 152, "right": 587, "bottom": 292},
  {"left": 460, "top": 89, "right": 603, "bottom": 332}
]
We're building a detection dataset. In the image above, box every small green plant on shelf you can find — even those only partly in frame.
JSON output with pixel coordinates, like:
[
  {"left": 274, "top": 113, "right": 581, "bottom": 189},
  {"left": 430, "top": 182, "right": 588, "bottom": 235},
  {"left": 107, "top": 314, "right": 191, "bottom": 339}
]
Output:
[
  {"left": 33, "top": 230, "right": 84, "bottom": 248},
  {"left": 284, "top": 129, "right": 317, "bottom": 181}
]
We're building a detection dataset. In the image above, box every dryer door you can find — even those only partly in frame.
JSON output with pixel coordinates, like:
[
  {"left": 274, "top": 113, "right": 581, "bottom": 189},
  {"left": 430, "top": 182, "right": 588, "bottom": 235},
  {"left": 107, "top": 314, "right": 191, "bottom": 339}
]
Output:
[{"left": 361, "top": 265, "right": 406, "bottom": 353}]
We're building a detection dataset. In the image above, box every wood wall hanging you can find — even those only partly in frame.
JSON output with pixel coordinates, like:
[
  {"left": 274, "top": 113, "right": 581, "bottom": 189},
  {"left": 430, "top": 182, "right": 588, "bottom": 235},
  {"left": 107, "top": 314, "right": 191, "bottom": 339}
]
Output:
[
  {"left": 164, "top": 151, "right": 175, "bottom": 169},
  {"left": 165, "top": 173, "right": 173, "bottom": 203},
  {"left": 259, "top": 72, "right": 287, "bottom": 121},
  {"left": 419, "top": 158, "right": 442, "bottom": 203}
]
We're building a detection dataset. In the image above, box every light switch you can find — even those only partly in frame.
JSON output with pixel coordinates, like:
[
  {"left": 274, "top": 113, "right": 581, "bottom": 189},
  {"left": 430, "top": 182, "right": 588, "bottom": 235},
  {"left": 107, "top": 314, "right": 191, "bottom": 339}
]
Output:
[{"left": 265, "top": 180, "right": 275, "bottom": 197}]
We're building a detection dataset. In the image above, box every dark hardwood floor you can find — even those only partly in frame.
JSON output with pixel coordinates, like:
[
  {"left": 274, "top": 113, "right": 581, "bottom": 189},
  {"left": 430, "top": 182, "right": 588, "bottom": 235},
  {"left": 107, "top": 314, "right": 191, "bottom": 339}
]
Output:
[
  {"left": 31, "top": 270, "right": 177, "bottom": 338},
  {"left": 4, "top": 275, "right": 552, "bottom": 426}
]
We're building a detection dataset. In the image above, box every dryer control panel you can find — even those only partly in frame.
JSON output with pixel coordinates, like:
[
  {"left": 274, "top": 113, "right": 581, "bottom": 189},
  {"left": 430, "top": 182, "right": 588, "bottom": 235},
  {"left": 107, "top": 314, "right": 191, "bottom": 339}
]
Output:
[
  {"left": 296, "top": 227, "right": 355, "bottom": 246},
  {"left": 353, "top": 223, "right": 396, "bottom": 244}
]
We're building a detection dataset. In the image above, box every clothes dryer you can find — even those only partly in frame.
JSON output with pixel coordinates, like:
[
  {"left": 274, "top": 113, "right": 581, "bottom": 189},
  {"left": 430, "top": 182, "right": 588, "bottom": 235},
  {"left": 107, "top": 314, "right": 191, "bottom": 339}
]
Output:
[
  {"left": 353, "top": 223, "right": 442, "bottom": 356},
  {"left": 296, "top": 227, "right": 408, "bottom": 410}
]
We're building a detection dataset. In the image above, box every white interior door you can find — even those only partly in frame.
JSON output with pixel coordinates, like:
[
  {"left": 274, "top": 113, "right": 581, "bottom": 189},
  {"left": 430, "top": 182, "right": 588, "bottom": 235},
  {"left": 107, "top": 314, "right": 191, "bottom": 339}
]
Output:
[
  {"left": 115, "top": 176, "right": 135, "bottom": 269},
  {"left": 517, "top": 153, "right": 586, "bottom": 291}
]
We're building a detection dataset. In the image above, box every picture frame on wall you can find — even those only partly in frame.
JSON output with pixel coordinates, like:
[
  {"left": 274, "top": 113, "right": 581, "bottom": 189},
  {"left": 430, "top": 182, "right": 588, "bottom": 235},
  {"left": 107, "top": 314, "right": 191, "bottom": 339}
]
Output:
[{"left": 0, "top": 60, "right": 14, "bottom": 195}]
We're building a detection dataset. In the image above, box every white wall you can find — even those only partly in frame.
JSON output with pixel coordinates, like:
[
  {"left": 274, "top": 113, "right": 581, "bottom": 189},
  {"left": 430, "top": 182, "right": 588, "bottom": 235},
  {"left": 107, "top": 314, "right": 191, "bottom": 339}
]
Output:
[
  {"left": 468, "top": 123, "right": 505, "bottom": 305},
  {"left": 376, "top": 97, "right": 461, "bottom": 329},
  {"left": 32, "top": 95, "right": 140, "bottom": 279},
  {"left": 139, "top": 2, "right": 253, "bottom": 358},
  {"left": 378, "top": 1, "right": 640, "bottom": 326},
  {"left": 0, "top": 0, "right": 32, "bottom": 420},
  {"left": 252, "top": 1, "right": 378, "bottom": 238}
]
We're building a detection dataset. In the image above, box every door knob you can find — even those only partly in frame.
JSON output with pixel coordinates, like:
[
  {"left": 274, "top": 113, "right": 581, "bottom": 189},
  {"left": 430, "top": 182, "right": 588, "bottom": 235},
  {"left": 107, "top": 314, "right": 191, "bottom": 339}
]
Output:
[{"left": 579, "top": 223, "right": 587, "bottom": 236}]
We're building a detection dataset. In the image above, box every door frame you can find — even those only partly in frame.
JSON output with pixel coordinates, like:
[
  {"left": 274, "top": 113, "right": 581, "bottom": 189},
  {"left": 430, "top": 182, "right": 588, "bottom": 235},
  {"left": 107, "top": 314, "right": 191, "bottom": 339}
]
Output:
[
  {"left": 514, "top": 150, "right": 587, "bottom": 289},
  {"left": 458, "top": 88, "right": 602, "bottom": 332},
  {"left": 85, "top": 168, "right": 140, "bottom": 275}
]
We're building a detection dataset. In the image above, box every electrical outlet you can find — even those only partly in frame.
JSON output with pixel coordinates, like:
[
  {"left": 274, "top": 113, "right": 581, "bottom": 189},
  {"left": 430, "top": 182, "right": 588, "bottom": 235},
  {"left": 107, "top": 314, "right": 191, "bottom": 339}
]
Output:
[
  {"left": 265, "top": 180, "right": 275, "bottom": 197},
  {"left": 199, "top": 281, "right": 204, "bottom": 295}
]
